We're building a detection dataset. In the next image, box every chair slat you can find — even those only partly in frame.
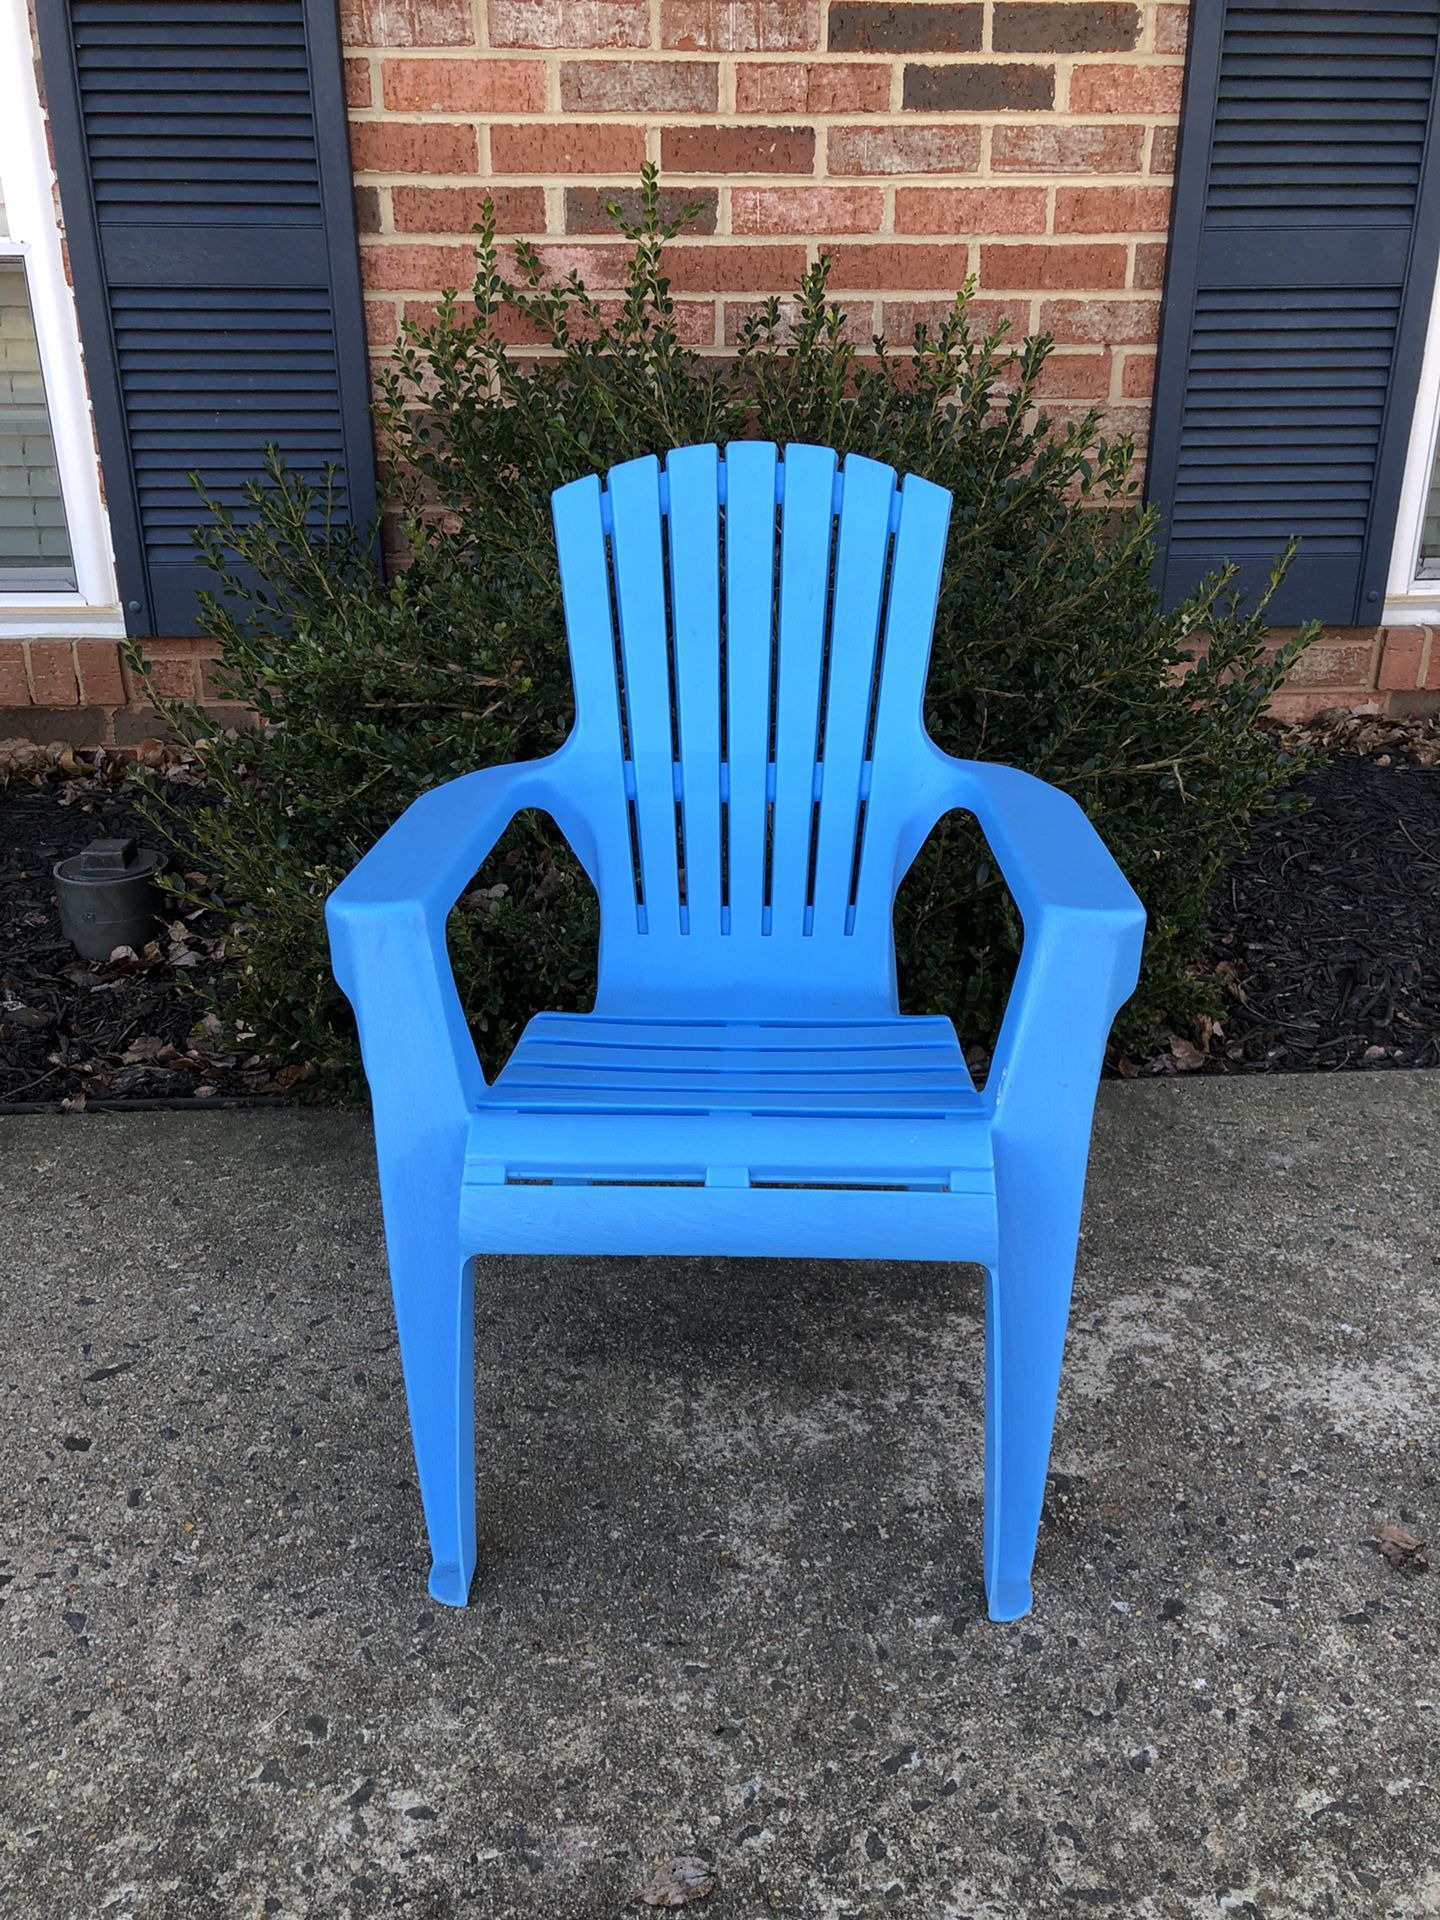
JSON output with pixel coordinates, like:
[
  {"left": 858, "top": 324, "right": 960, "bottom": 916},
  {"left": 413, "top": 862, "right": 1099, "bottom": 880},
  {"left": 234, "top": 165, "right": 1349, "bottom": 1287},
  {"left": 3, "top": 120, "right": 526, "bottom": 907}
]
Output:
[
  {"left": 854, "top": 471, "right": 953, "bottom": 934},
  {"left": 723, "top": 441, "right": 780, "bottom": 936},
  {"left": 551, "top": 471, "right": 626, "bottom": 766},
  {"left": 608, "top": 453, "right": 682, "bottom": 935},
  {"left": 811, "top": 454, "right": 896, "bottom": 939},
  {"left": 523, "top": 1012, "right": 963, "bottom": 1050},
  {"left": 771, "top": 444, "right": 838, "bottom": 935},
  {"left": 867, "top": 471, "right": 951, "bottom": 764},
  {"left": 665, "top": 444, "right": 723, "bottom": 938},
  {"left": 549, "top": 471, "right": 638, "bottom": 916}
]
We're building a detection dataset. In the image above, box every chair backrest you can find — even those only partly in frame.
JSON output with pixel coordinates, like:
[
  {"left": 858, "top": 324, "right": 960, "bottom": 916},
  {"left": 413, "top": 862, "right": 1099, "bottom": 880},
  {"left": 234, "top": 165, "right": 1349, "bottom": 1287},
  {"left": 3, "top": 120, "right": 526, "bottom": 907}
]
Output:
[{"left": 550, "top": 442, "right": 952, "bottom": 1017}]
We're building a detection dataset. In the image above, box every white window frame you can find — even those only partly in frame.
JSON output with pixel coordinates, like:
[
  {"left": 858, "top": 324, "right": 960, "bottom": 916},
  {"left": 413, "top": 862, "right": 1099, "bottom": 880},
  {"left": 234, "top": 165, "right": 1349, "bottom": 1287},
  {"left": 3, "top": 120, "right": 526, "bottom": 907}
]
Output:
[
  {"left": 1386, "top": 251, "right": 1440, "bottom": 623},
  {"left": 0, "top": 0, "right": 122, "bottom": 638}
]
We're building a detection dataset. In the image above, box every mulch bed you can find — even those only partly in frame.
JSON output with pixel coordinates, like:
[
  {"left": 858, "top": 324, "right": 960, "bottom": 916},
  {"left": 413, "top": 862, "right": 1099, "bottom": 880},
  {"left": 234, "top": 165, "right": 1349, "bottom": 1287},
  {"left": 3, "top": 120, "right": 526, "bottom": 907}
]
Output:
[
  {"left": 1200, "top": 747, "right": 1440, "bottom": 1074},
  {"left": 0, "top": 744, "right": 296, "bottom": 1109},
  {"left": 2, "top": 710, "right": 1439, "bottom": 1110}
]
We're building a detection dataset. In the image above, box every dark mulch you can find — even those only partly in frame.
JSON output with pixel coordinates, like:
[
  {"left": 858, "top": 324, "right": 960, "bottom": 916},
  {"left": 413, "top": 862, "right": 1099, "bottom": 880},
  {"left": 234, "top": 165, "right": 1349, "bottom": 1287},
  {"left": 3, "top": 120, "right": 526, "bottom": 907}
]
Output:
[
  {"left": 2, "top": 715, "right": 1439, "bottom": 1109},
  {"left": 0, "top": 746, "right": 289, "bottom": 1109},
  {"left": 1200, "top": 753, "right": 1440, "bottom": 1072}
]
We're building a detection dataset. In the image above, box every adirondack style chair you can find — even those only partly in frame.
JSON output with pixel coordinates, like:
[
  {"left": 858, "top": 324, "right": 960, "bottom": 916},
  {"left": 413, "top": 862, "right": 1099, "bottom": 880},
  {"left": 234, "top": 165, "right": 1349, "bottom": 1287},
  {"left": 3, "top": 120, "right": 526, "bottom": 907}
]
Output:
[{"left": 326, "top": 442, "right": 1145, "bottom": 1622}]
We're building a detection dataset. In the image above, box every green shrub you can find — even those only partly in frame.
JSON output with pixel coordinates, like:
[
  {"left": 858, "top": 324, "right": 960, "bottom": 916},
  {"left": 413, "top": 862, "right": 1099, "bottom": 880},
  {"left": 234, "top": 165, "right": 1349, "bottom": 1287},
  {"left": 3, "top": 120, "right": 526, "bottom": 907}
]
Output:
[{"left": 133, "top": 168, "right": 1313, "bottom": 1101}]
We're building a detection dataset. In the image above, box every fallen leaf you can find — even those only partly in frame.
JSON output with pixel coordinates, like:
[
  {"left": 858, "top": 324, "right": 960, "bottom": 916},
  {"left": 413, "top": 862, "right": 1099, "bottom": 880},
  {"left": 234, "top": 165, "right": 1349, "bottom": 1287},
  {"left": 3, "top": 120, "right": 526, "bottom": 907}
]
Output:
[
  {"left": 636, "top": 1857, "right": 717, "bottom": 1909},
  {"left": 1213, "top": 960, "right": 1251, "bottom": 1007},
  {"left": 1168, "top": 1035, "right": 1205, "bottom": 1071},
  {"left": 2, "top": 1005, "right": 54, "bottom": 1031},
  {"left": 120, "top": 1035, "right": 170, "bottom": 1064}
]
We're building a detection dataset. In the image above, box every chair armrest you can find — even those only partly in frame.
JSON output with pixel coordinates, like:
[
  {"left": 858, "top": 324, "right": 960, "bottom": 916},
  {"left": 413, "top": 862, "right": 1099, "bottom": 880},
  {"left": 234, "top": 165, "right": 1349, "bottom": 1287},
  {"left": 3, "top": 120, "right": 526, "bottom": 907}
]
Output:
[
  {"left": 327, "top": 759, "right": 556, "bottom": 928},
  {"left": 928, "top": 749, "right": 1146, "bottom": 1121},
  {"left": 326, "top": 757, "right": 560, "bottom": 1117}
]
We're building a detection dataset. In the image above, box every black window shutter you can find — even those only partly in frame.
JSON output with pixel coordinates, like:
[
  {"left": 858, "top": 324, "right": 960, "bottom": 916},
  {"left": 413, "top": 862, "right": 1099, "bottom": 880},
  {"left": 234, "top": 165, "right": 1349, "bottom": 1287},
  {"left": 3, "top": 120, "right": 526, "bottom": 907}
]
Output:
[
  {"left": 35, "top": 0, "right": 378, "bottom": 637},
  {"left": 1148, "top": 1, "right": 1440, "bottom": 625}
]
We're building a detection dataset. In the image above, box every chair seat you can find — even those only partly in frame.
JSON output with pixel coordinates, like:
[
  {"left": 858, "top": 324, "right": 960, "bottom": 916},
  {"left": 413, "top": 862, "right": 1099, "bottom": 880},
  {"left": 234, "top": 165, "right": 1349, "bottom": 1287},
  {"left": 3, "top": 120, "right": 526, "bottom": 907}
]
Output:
[{"left": 465, "top": 1010, "right": 988, "bottom": 1190}]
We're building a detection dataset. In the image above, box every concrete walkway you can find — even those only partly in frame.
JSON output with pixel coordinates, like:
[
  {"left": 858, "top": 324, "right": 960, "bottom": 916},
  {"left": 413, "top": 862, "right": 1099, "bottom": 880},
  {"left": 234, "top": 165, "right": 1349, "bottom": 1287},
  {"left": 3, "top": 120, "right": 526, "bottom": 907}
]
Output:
[{"left": 1, "top": 1076, "right": 1438, "bottom": 1919}]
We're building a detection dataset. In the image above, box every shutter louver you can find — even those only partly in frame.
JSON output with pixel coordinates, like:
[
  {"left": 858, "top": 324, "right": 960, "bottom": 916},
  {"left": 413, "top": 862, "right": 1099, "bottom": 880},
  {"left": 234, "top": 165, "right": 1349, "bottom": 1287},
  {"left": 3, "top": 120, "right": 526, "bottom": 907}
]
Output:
[
  {"left": 36, "top": 0, "right": 376, "bottom": 636},
  {"left": 1148, "top": 1, "right": 1440, "bottom": 625}
]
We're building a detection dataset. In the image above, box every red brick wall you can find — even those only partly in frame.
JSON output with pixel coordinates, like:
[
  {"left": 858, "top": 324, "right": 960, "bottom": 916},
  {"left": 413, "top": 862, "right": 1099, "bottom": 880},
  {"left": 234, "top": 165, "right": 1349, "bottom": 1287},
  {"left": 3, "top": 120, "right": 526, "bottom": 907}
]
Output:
[
  {"left": 6, "top": 0, "right": 1440, "bottom": 741},
  {"left": 346, "top": 0, "right": 1185, "bottom": 444}
]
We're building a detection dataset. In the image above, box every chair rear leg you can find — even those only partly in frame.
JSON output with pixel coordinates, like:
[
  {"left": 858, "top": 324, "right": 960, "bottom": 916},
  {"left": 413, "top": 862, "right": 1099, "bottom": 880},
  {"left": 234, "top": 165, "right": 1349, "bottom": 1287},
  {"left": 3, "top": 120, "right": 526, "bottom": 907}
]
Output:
[
  {"left": 387, "top": 1235, "right": 477, "bottom": 1606},
  {"left": 982, "top": 1210, "right": 1079, "bottom": 1623}
]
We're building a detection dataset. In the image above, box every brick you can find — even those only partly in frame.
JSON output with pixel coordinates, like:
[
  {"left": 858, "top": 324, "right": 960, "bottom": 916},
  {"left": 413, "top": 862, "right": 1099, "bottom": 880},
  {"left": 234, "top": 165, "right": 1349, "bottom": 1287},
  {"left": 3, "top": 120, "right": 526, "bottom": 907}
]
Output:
[
  {"left": 1281, "top": 625, "right": 1377, "bottom": 647},
  {"left": 980, "top": 242, "right": 1127, "bottom": 289},
  {"left": 828, "top": 4, "right": 981, "bottom": 54},
  {"left": 823, "top": 242, "right": 970, "bottom": 289},
  {"left": 992, "top": 121, "right": 1143, "bottom": 173},
  {"left": 135, "top": 649, "right": 198, "bottom": 702},
  {"left": 1068, "top": 63, "right": 1184, "bottom": 115},
  {"left": 565, "top": 184, "right": 718, "bottom": 231},
  {"left": 663, "top": 243, "right": 809, "bottom": 290},
  {"left": 828, "top": 123, "right": 981, "bottom": 174},
  {"left": 1149, "top": 125, "right": 1177, "bottom": 174},
  {"left": 992, "top": 4, "right": 1138, "bottom": 54},
  {"left": 0, "top": 646, "right": 30, "bottom": 706},
  {"left": 407, "top": 295, "right": 532, "bottom": 335},
  {"left": 1247, "top": 691, "right": 1317, "bottom": 724},
  {"left": 732, "top": 185, "right": 883, "bottom": 234},
  {"left": 1119, "top": 350, "right": 1155, "bottom": 397},
  {"left": 882, "top": 294, "right": 1030, "bottom": 340},
  {"left": 903, "top": 62, "right": 1054, "bottom": 112},
  {"left": 349, "top": 120, "right": 478, "bottom": 174},
  {"left": 1131, "top": 240, "right": 1166, "bottom": 289},
  {"left": 895, "top": 185, "right": 1047, "bottom": 235},
  {"left": 109, "top": 706, "right": 172, "bottom": 749},
  {"left": 660, "top": 2, "right": 819, "bottom": 51},
  {"left": 2, "top": 706, "right": 107, "bottom": 745},
  {"left": 393, "top": 185, "right": 547, "bottom": 231},
  {"left": 195, "top": 655, "right": 234, "bottom": 704},
  {"left": 1054, "top": 185, "right": 1172, "bottom": 233},
  {"left": 735, "top": 59, "right": 889, "bottom": 113},
  {"left": 661, "top": 123, "right": 814, "bottom": 172},
  {"left": 1379, "top": 627, "right": 1425, "bottom": 692},
  {"left": 344, "top": 57, "right": 372, "bottom": 107},
  {"left": 364, "top": 297, "right": 401, "bottom": 345},
  {"left": 1155, "top": 4, "right": 1189, "bottom": 56},
  {"left": 526, "top": 243, "right": 634, "bottom": 285},
  {"left": 27, "top": 641, "right": 78, "bottom": 706},
  {"left": 723, "top": 295, "right": 875, "bottom": 345},
  {"left": 1039, "top": 296, "right": 1158, "bottom": 343},
  {"left": 1285, "top": 639, "right": 1379, "bottom": 691},
  {"left": 339, "top": 0, "right": 475, "bottom": 47},
  {"left": 488, "top": 0, "right": 651, "bottom": 44},
  {"left": 362, "top": 241, "right": 481, "bottom": 288},
  {"left": 559, "top": 58, "right": 719, "bottom": 111},
  {"left": 671, "top": 301, "right": 722, "bottom": 345},
  {"left": 541, "top": 296, "right": 718, "bottom": 343},
  {"left": 381, "top": 57, "right": 547, "bottom": 112},
  {"left": 1032, "top": 351, "right": 1111, "bottom": 399},
  {"left": 492, "top": 123, "right": 647, "bottom": 171},
  {"left": 354, "top": 185, "right": 383, "bottom": 233}
]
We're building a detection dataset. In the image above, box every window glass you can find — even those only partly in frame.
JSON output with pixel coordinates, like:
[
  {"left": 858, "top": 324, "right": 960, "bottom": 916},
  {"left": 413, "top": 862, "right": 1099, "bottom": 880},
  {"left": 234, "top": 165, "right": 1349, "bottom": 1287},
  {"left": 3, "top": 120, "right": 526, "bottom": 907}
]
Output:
[
  {"left": 1419, "top": 440, "right": 1440, "bottom": 579},
  {"left": 0, "top": 253, "right": 75, "bottom": 588}
]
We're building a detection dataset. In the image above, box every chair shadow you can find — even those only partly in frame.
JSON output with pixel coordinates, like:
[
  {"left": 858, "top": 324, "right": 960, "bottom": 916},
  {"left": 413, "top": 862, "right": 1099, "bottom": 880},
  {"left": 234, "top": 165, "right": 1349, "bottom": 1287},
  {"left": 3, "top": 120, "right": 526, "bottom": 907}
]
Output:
[{"left": 465, "top": 1250, "right": 988, "bottom": 1602}]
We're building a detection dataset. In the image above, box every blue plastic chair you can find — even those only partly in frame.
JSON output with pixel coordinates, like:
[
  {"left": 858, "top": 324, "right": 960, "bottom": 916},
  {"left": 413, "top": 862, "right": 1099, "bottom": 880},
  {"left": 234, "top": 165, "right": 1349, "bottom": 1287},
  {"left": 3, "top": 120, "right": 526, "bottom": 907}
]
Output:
[{"left": 326, "top": 443, "right": 1145, "bottom": 1622}]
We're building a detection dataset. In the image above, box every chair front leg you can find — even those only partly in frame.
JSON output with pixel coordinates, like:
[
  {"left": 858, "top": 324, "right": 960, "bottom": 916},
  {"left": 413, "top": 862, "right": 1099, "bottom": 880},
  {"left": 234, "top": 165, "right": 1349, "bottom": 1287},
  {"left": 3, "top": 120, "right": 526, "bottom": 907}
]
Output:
[
  {"left": 983, "top": 1133, "right": 1089, "bottom": 1621},
  {"left": 981, "top": 949, "right": 1130, "bottom": 1622},
  {"left": 330, "top": 901, "right": 486, "bottom": 1606},
  {"left": 377, "top": 1145, "right": 478, "bottom": 1605}
]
